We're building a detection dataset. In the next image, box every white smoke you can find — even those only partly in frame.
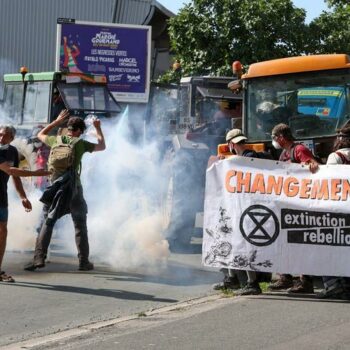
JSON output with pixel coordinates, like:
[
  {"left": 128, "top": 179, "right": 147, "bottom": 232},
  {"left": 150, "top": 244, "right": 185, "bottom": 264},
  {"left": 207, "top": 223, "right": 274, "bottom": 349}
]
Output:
[
  {"left": 79, "top": 107, "right": 170, "bottom": 269},
  {"left": 7, "top": 188, "right": 42, "bottom": 251}
]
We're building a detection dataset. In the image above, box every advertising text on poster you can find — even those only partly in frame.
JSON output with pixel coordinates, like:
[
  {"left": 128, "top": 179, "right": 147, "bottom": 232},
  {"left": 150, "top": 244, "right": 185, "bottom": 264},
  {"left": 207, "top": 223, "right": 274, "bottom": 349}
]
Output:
[{"left": 56, "top": 19, "right": 151, "bottom": 103}]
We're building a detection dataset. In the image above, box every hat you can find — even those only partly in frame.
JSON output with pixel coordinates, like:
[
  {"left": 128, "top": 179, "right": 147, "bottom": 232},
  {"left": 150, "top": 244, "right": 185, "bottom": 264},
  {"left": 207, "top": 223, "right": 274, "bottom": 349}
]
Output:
[{"left": 226, "top": 129, "right": 247, "bottom": 143}]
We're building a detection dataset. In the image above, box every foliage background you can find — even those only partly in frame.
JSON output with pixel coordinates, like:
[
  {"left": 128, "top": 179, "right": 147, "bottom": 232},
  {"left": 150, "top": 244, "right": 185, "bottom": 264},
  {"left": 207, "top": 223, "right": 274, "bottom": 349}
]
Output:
[{"left": 159, "top": 0, "right": 350, "bottom": 82}]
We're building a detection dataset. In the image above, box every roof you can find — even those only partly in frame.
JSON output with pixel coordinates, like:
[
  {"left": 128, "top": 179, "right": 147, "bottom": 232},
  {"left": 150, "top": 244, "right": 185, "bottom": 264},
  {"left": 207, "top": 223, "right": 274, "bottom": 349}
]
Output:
[{"left": 243, "top": 54, "right": 350, "bottom": 79}]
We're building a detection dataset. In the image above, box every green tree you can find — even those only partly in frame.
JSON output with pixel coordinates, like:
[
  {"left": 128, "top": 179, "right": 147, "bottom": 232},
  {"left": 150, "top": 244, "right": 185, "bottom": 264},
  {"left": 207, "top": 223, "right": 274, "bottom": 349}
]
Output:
[
  {"left": 309, "top": 0, "right": 350, "bottom": 53},
  {"left": 166, "top": 0, "right": 308, "bottom": 78}
]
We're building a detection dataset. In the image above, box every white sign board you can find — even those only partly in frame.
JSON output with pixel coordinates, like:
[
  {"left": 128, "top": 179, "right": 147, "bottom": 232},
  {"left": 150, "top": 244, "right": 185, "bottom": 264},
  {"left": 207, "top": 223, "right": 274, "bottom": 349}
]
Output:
[{"left": 203, "top": 157, "right": 350, "bottom": 277}]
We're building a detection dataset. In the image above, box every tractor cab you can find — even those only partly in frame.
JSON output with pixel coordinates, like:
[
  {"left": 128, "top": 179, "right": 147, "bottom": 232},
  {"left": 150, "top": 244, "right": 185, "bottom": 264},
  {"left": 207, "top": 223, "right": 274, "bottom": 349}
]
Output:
[
  {"left": 229, "top": 55, "right": 350, "bottom": 161},
  {"left": 2, "top": 70, "right": 121, "bottom": 137}
]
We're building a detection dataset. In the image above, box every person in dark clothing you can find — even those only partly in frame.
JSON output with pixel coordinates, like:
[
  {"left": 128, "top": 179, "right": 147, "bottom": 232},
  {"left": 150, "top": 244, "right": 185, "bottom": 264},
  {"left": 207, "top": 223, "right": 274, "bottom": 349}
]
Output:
[
  {"left": 25, "top": 110, "right": 106, "bottom": 272},
  {"left": 0, "top": 125, "right": 50, "bottom": 282},
  {"left": 268, "top": 123, "right": 318, "bottom": 294}
]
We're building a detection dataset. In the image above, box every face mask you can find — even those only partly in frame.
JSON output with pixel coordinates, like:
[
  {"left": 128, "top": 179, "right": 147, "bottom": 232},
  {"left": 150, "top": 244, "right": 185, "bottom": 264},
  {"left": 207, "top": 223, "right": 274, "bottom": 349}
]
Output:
[{"left": 272, "top": 140, "right": 282, "bottom": 149}]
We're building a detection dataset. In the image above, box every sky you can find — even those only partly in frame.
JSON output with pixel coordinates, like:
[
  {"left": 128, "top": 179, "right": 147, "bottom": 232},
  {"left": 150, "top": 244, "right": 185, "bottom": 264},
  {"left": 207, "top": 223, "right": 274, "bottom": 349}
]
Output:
[{"left": 158, "top": 0, "right": 329, "bottom": 23}]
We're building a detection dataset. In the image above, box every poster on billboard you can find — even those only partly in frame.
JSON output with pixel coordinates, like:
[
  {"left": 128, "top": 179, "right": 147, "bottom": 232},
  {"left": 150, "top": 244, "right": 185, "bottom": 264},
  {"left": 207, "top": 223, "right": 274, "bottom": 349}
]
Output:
[{"left": 56, "top": 19, "right": 151, "bottom": 103}]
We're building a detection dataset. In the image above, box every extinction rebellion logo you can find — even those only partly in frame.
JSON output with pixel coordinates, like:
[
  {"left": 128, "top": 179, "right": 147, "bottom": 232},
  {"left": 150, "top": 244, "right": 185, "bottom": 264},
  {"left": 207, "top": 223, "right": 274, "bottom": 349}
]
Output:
[{"left": 240, "top": 205, "right": 280, "bottom": 246}]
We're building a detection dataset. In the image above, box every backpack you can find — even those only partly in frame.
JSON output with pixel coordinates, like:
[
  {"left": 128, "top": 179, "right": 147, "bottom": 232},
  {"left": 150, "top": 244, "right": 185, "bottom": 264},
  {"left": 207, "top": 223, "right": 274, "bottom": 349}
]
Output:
[
  {"left": 47, "top": 136, "right": 80, "bottom": 177},
  {"left": 335, "top": 151, "right": 350, "bottom": 164}
]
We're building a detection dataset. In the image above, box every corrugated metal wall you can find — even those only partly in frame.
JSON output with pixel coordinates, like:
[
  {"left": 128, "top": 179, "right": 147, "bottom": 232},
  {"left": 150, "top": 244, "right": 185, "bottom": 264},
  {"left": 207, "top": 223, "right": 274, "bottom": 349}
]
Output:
[
  {"left": 0, "top": 0, "right": 162, "bottom": 96},
  {"left": 113, "top": 0, "right": 154, "bottom": 24}
]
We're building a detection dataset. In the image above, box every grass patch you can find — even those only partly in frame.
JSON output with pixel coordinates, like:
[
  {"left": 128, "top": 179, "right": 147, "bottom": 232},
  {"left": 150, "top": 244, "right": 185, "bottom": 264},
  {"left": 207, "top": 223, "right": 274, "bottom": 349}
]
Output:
[
  {"left": 220, "top": 288, "right": 236, "bottom": 297},
  {"left": 138, "top": 311, "right": 147, "bottom": 317},
  {"left": 259, "top": 282, "right": 270, "bottom": 293}
]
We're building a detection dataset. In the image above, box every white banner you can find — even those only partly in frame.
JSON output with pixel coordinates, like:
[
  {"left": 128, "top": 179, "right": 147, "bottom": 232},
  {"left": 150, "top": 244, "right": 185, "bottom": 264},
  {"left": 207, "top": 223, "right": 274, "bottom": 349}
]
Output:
[{"left": 203, "top": 156, "right": 350, "bottom": 277}]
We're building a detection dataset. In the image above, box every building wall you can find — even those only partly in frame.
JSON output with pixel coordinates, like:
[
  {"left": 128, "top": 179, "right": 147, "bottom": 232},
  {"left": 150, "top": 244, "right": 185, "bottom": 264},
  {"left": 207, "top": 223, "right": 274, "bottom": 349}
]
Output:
[{"left": 0, "top": 0, "right": 173, "bottom": 98}]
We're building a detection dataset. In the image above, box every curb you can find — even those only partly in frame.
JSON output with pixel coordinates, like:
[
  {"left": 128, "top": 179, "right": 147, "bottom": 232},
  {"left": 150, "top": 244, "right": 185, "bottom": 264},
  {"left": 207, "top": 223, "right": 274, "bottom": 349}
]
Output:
[{"left": 1, "top": 294, "right": 224, "bottom": 349}]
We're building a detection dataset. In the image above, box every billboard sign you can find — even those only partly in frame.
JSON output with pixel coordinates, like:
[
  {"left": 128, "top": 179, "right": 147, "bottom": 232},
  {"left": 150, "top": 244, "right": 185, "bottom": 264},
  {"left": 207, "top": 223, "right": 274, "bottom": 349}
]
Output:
[{"left": 56, "top": 19, "right": 151, "bottom": 103}]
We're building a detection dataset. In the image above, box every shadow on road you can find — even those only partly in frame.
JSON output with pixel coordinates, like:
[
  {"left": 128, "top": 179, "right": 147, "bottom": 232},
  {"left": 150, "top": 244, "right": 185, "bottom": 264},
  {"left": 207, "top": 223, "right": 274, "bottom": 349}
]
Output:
[
  {"left": 9, "top": 281, "right": 178, "bottom": 302},
  {"left": 23, "top": 259, "right": 220, "bottom": 288},
  {"left": 87, "top": 263, "right": 220, "bottom": 287}
]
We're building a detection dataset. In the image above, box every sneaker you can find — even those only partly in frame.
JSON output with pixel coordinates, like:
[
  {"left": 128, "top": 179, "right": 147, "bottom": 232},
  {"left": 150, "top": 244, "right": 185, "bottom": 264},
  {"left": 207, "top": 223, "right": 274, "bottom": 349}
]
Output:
[
  {"left": 268, "top": 276, "right": 293, "bottom": 290},
  {"left": 24, "top": 260, "right": 45, "bottom": 271},
  {"left": 235, "top": 282, "right": 262, "bottom": 296},
  {"left": 213, "top": 275, "right": 240, "bottom": 290},
  {"left": 78, "top": 261, "right": 94, "bottom": 271},
  {"left": 287, "top": 279, "right": 314, "bottom": 294}
]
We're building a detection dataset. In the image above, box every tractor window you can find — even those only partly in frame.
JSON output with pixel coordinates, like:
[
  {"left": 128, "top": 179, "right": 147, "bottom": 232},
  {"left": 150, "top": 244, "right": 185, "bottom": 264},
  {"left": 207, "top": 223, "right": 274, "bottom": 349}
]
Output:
[
  {"left": 246, "top": 70, "right": 350, "bottom": 142},
  {"left": 193, "top": 87, "right": 242, "bottom": 135},
  {"left": 23, "top": 82, "right": 50, "bottom": 123},
  {"left": 147, "top": 85, "right": 179, "bottom": 136},
  {"left": 58, "top": 83, "right": 120, "bottom": 113},
  {"left": 3, "top": 83, "right": 23, "bottom": 123}
]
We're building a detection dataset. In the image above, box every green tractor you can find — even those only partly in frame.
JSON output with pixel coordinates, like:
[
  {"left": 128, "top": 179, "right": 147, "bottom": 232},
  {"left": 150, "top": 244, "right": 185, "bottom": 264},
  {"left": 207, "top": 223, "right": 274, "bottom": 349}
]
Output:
[{"left": 1, "top": 69, "right": 120, "bottom": 179}]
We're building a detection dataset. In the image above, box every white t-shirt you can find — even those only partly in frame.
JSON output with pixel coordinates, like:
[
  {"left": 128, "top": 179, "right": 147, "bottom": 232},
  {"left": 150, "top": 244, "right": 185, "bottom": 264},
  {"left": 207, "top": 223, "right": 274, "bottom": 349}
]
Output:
[{"left": 326, "top": 148, "right": 350, "bottom": 165}]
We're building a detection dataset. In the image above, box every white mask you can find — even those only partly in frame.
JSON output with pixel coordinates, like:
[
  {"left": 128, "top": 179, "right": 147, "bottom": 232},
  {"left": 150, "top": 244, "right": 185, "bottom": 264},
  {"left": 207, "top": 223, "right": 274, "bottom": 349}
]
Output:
[{"left": 272, "top": 140, "right": 282, "bottom": 149}]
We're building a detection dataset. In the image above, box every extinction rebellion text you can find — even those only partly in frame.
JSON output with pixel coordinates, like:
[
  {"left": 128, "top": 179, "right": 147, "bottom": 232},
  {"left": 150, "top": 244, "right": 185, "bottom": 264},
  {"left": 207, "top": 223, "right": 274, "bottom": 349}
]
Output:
[{"left": 282, "top": 209, "right": 350, "bottom": 246}]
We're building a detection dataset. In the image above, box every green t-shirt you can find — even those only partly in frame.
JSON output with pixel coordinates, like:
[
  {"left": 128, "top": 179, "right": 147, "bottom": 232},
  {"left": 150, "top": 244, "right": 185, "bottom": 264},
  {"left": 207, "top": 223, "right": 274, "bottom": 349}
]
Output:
[{"left": 45, "top": 135, "right": 95, "bottom": 180}]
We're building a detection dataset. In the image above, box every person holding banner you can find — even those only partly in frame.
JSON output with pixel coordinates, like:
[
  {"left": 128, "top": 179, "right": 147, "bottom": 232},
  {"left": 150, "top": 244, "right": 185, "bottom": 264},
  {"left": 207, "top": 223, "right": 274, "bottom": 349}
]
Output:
[
  {"left": 268, "top": 123, "right": 318, "bottom": 294},
  {"left": 212, "top": 129, "right": 268, "bottom": 295},
  {"left": 316, "top": 126, "right": 350, "bottom": 299}
]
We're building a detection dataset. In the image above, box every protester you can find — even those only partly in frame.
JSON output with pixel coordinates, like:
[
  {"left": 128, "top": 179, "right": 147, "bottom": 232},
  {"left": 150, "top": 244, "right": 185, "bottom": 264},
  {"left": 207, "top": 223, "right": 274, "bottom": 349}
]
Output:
[
  {"left": 212, "top": 128, "right": 270, "bottom": 294},
  {"left": 25, "top": 110, "right": 106, "bottom": 271},
  {"left": 0, "top": 125, "right": 51, "bottom": 282},
  {"left": 316, "top": 126, "right": 350, "bottom": 299},
  {"left": 268, "top": 123, "right": 318, "bottom": 293}
]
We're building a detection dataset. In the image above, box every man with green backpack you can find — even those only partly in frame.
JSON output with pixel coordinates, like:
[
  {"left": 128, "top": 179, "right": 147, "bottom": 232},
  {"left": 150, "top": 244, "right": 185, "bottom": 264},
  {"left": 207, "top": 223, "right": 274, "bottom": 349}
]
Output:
[{"left": 25, "top": 109, "right": 106, "bottom": 271}]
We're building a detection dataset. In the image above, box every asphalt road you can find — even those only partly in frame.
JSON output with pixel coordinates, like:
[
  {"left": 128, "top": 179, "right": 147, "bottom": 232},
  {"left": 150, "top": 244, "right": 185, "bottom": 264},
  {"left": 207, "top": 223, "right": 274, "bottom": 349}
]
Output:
[
  {"left": 2, "top": 244, "right": 350, "bottom": 350},
  {"left": 29, "top": 293, "right": 350, "bottom": 350},
  {"left": 0, "top": 242, "right": 221, "bottom": 348}
]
